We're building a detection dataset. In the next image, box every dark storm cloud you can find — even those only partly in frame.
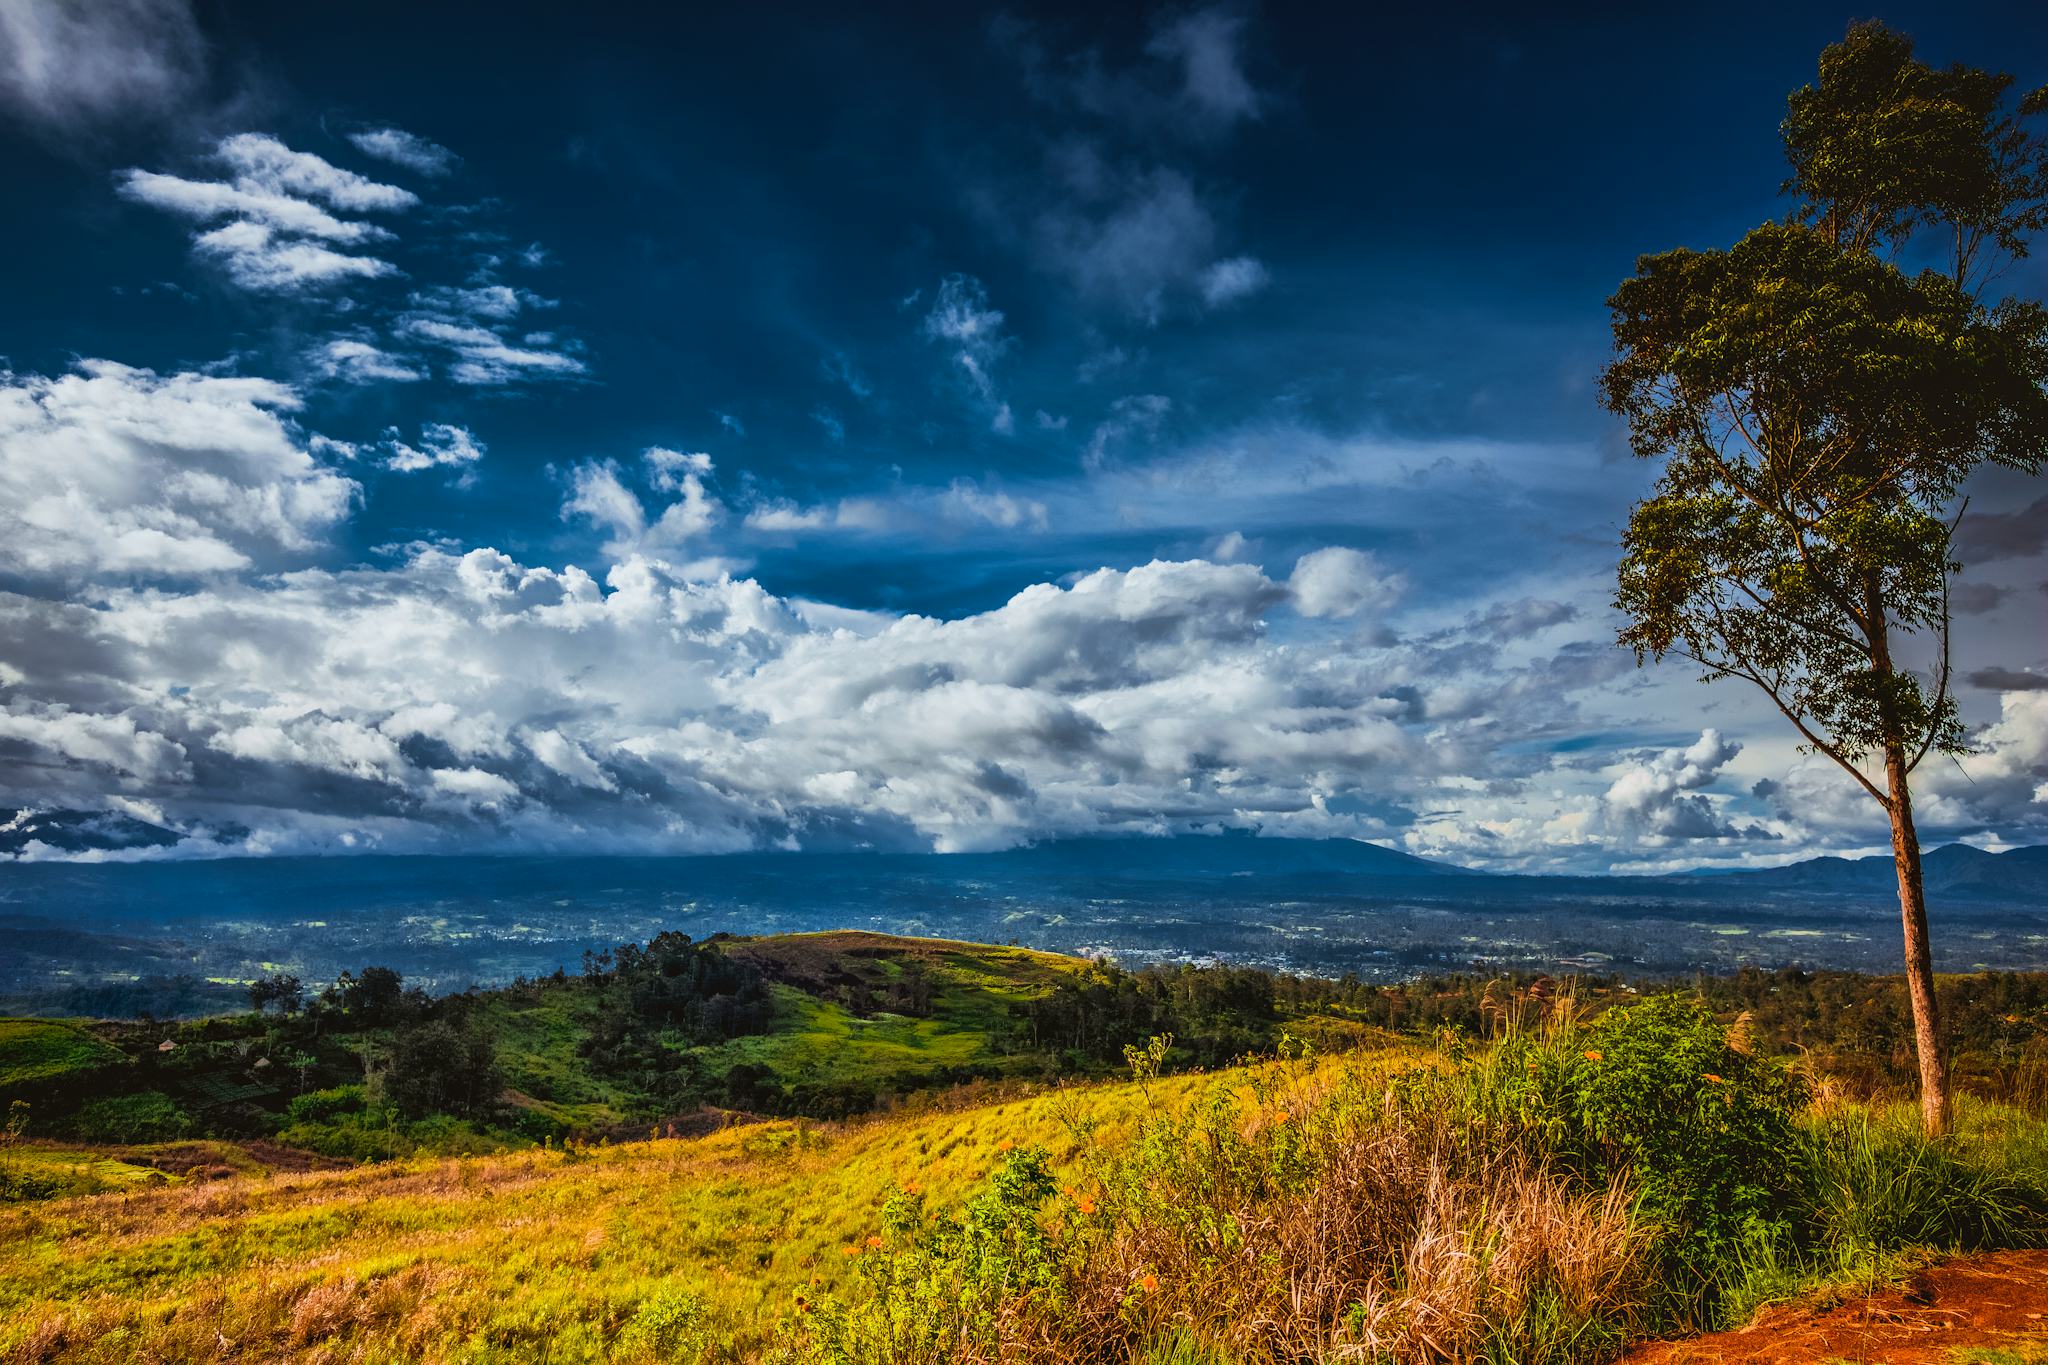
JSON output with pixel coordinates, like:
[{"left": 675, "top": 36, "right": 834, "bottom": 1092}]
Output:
[{"left": 1968, "top": 668, "right": 2048, "bottom": 692}]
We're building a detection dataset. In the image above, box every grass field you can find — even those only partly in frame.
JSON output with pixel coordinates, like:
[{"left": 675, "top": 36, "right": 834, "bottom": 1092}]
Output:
[
  {"left": 0, "top": 1054, "right": 1321, "bottom": 1363},
  {"left": 2, "top": 999, "right": 2044, "bottom": 1364},
  {"left": 0, "top": 1019, "right": 123, "bottom": 1091}
]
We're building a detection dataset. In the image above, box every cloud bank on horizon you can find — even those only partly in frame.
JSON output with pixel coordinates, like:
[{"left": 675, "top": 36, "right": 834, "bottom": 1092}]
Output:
[{"left": 0, "top": 0, "right": 2043, "bottom": 869}]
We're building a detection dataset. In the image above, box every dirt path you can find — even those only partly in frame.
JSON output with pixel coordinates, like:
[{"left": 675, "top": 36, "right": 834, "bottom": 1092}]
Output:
[{"left": 1625, "top": 1251, "right": 2048, "bottom": 1364}]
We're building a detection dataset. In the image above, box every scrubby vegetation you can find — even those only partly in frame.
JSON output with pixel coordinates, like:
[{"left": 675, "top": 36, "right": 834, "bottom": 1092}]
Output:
[
  {"left": 1, "top": 944, "right": 2046, "bottom": 1362},
  {"left": 784, "top": 994, "right": 2047, "bottom": 1364},
  {"left": 4, "top": 934, "right": 2046, "bottom": 1166}
]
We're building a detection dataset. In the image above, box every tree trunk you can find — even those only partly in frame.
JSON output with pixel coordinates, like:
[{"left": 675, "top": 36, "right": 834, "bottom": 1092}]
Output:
[
  {"left": 1883, "top": 739, "right": 1951, "bottom": 1136},
  {"left": 1865, "top": 570, "right": 1952, "bottom": 1136}
]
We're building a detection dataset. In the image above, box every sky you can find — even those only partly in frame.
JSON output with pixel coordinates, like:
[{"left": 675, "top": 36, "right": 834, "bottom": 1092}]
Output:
[{"left": 0, "top": 0, "right": 2044, "bottom": 871}]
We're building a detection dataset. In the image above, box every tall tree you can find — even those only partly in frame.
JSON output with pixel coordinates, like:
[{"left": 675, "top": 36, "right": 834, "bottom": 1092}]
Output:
[{"left": 1602, "top": 22, "right": 2048, "bottom": 1134}]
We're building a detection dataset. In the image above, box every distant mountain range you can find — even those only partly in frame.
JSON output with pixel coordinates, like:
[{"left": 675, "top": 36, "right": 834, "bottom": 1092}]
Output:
[
  {"left": 952, "top": 830, "right": 1475, "bottom": 880},
  {"left": 1680, "top": 842, "right": 2048, "bottom": 900},
  {"left": 4, "top": 806, "right": 2044, "bottom": 902}
]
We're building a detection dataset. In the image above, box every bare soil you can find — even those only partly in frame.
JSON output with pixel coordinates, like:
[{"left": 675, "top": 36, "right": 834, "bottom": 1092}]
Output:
[{"left": 1624, "top": 1250, "right": 2048, "bottom": 1364}]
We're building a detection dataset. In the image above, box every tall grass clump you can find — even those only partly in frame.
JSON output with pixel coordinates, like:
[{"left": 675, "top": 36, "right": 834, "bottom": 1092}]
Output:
[
  {"left": 784, "top": 1046, "right": 1649, "bottom": 1364},
  {"left": 1421, "top": 992, "right": 1804, "bottom": 1327},
  {"left": 784, "top": 992, "right": 2047, "bottom": 1364}
]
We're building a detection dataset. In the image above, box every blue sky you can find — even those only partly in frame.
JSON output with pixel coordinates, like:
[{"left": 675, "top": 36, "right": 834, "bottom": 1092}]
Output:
[{"left": 0, "top": 0, "right": 2044, "bottom": 869}]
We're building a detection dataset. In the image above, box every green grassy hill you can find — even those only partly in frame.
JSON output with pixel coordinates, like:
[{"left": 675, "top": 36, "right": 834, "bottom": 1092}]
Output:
[
  {"left": 4, "top": 933, "right": 2045, "bottom": 1170},
  {"left": 0, "top": 929, "right": 1438, "bottom": 1164},
  {"left": 2, "top": 1011, "right": 2043, "bottom": 1365},
  {"left": 0, "top": 1018, "right": 123, "bottom": 1091}
]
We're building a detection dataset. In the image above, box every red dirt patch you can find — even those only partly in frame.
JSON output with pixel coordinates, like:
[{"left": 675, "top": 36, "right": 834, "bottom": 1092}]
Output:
[{"left": 1625, "top": 1250, "right": 2048, "bottom": 1364}]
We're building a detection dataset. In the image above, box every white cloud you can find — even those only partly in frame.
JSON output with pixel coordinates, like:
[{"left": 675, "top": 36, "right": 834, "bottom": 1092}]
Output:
[
  {"left": 119, "top": 133, "right": 412, "bottom": 293},
  {"left": 399, "top": 317, "right": 587, "bottom": 385},
  {"left": 213, "top": 132, "right": 418, "bottom": 213},
  {"left": 1602, "top": 729, "right": 1745, "bottom": 839},
  {"left": 0, "top": 702, "right": 189, "bottom": 782},
  {"left": 922, "top": 274, "right": 1015, "bottom": 431},
  {"left": 0, "top": 0, "right": 206, "bottom": 137},
  {"left": 346, "top": 126, "right": 459, "bottom": 177},
  {"left": 940, "top": 480, "right": 1049, "bottom": 532},
  {"left": 314, "top": 337, "right": 424, "bottom": 384},
  {"left": 192, "top": 220, "right": 396, "bottom": 291},
  {"left": 1916, "top": 691, "right": 2048, "bottom": 834},
  {"left": 120, "top": 170, "right": 388, "bottom": 242},
  {"left": 410, "top": 283, "right": 552, "bottom": 319},
  {"left": 1198, "top": 254, "right": 1269, "bottom": 307},
  {"left": 741, "top": 479, "right": 1044, "bottom": 539},
  {"left": 215, "top": 713, "right": 408, "bottom": 784},
  {"left": 0, "top": 360, "right": 356, "bottom": 579},
  {"left": 429, "top": 766, "right": 520, "bottom": 807},
  {"left": 383, "top": 423, "right": 484, "bottom": 473},
  {"left": 1288, "top": 547, "right": 1403, "bottom": 620},
  {"left": 644, "top": 447, "right": 712, "bottom": 492},
  {"left": 563, "top": 449, "right": 718, "bottom": 556},
  {"left": 527, "top": 728, "right": 617, "bottom": 791}
]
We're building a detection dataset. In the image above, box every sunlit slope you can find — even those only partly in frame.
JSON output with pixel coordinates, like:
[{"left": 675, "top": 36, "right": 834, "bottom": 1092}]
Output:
[
  {"left": 471, "top": 931, "right": 1098, "bottom": 1133},
  {"left": 0, "top": 1019, "right": 122, "bottom": 1091},
  {"left": 0, "top": 1051, "right": 1394, "bottom": 1363}
]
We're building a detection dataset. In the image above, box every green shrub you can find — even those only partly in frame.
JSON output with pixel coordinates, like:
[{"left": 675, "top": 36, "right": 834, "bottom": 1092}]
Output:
[
  {"left": 0, "top": 1160, "right": 63, "bottom": 1203},
  {"left": 623, "top": 1283, "right": 710, "bottom": 1361},
  {"left": 788, "top": 1146, "right": 1064, "bottom": 1363},
  {"left": 1425, "top": 993, "right": 1803, "bottom": 1323},
  {"left": 72, "top": 1090, "right": 193, "bottom": 1143},
  {"left": 286, "top": 1084, "right": 367, "bottom": 1124}
]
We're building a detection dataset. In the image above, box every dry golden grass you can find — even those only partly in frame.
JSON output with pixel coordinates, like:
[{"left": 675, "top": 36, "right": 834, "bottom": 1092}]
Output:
[
  {"left": 889, "top": 1059, "right": 1644, "bottom": 1365},
  {"left": 1, "top": 1058, "right": 1369, "bottom": 1364}
]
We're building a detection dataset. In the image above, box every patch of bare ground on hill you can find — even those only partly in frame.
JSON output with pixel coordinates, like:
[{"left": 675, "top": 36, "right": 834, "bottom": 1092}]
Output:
[{"left": 1625, "top": 1251, "right": 2048, "bottom": 1364}]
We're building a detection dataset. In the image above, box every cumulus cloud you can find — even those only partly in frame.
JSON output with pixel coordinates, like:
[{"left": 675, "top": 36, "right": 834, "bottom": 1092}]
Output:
[
  {"left": 383, "top": 423, "right": 484, "bottom": 473},
  {"left": 0, "top": 360, "right": 355, "bottom": 579},
  {"left": 0, "top": 541, "right": 1456, "bottom": 855},
  {"left": 345, "top": 126, "right": 459, "bottom": 177},
  {"left": 0, "top": 0, "right": 207, "bottom": 138},
  {"left": 1288, "top": 547, "right": 1402, "bottom": 619},
  {"left": 0, "top": 702, "right": 189, "bottom": 783},
  {"left": 563, "top": 448, "right": 719, "bottom": 556},
  {"left": 1602, "top": 729, "right": 1750, "bottom": 840},
  {"left": 1918, "top": 691, "right": 2048, "bottom": 839}
]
